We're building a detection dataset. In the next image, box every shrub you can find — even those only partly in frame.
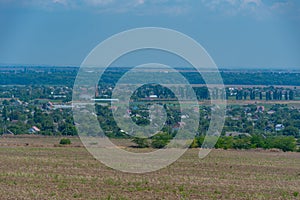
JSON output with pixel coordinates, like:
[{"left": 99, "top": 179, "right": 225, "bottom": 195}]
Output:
[
  {"left": 151, "top": 139, "right": 168, "bottom": 148},
  {"left": 151, "top": 132, "right": 172, "bottom": 149},
  {"left": 132, "top": 137, "right": 149, "bottom": 148},
  {"left": 59, "top": 138, "right": 71, "bottom": 145},
  {"left": 271, "top": 136, "right": 296, "bottom": 152},
  {"left": 190, "top": 139, "right": 199, "bottom": 148}
]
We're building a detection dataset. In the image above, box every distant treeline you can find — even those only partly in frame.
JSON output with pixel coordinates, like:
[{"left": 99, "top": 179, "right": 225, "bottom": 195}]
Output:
[
  {"left": 132, "top": 133, "right": 299, "bottom": 152},
  {"left": 190, "top": 135, "right": 299, "bottom": 152},
  {"left": 0, "top": 72, "right": 76, "bottom": 86},
  {"left": 1, "top": 68, "right": 300, "bottom": 86}
]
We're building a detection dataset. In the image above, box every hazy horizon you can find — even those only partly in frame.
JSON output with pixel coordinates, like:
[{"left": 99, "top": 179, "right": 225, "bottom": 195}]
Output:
[{"left": 1, "top": 64, "right": 300, "bottom": 70}]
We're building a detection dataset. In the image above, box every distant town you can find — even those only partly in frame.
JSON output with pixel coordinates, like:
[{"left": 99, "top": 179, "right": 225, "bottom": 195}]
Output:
[{"left": 0, "top": 66, "right": 299, "bottom": 151}]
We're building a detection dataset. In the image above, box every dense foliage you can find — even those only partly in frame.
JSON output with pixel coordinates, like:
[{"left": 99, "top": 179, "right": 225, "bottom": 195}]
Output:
[
  {"left": 2, "top": 67, "right": 300, "bottom": 86},
  {"left": 1, "top": 67, "right": 300, "bottom": 152},
  {"left": 191, "top": 135, "right": 297, "bottom": 152},
  {"left": 59, "top": 138, "right": 72, "bottom": 145}
]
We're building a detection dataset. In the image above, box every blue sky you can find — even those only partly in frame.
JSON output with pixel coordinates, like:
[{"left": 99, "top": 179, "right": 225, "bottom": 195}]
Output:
[{"left": 0, "top": 0, "right": 299, "bottom": 68}]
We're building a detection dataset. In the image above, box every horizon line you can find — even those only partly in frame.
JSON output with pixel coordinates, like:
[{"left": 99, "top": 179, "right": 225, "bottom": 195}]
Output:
[{"left": 0, "top": 64, "right": 300, "bottom": 70}]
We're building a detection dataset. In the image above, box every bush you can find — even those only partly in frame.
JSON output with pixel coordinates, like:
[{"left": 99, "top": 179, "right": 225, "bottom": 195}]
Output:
[
  {"left": 151, "top": 139, "right": 169, "bottom": 148},
  {"left": 59, "top": 138, "right": 71, "bottom": 145},
  {"left": 215, "top": 137, "right": 233, "bottom": 150},
  {"left": 151, "top": 132, "right": 172, "bottom": 149},
  {"left": 132, "top": 137, "right": 149, "bottom": 148},
  {"left": 190, "top": 138, "right": 199, "bottom": 148},
  {"left": 268, "top": 136, "right": 296, "bottom": 152},
  {"left": 233, "top": 136, "right": 252, "bottom": 150}
]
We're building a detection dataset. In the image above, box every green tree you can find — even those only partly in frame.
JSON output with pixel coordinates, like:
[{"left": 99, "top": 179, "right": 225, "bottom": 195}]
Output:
[
  {"left": 2, "top": 106, "right": 8, "bottom": 121},
  {"left": 60, "top": 138, "right": 71, "bottom": 145},
  {"left": 283, "top": 126, "right": 299, "bottom": 138},
  {"left": 265, "top": 136, "right": 296, "bottom": 152},
  {"left": 151, "top": 132, "right": 172, "bottom": 148},
  {"left": 273, "top": 136, "right": 296, "bottom": 152},
  {"left": 215, "top": 137, "right": 233, "bottom": 150},
  {"left": 132, "top": 137, "right": 150, "bottom": 148},
  {"left": 250, "top": 134, "right": 265, "bottom": 148}
]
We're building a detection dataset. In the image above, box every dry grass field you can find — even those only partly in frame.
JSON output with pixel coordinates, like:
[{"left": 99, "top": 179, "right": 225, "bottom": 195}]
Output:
[{"left": 0, "top": 136, "right": 299, "bottom": 200}]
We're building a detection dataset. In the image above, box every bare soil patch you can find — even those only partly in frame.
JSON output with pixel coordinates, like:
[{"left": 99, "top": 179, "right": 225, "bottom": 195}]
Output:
[{"left": 0, "top": 137, "right": 299, "bottom": 199}]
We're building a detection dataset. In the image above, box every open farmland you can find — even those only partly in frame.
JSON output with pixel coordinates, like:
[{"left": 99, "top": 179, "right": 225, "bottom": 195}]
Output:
[{"left": 0, "top": 137, "right": 299, "bottom": 200}]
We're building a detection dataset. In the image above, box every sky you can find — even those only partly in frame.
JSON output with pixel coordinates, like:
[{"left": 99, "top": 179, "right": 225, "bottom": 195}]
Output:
[{"left": 0, "top": 0, "right": 299, "bottom": 68}]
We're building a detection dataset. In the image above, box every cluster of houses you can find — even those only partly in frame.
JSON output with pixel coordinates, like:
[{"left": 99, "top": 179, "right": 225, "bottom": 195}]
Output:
[
  {"left": 0, "top": 96, "right": 73, "bottom": 135},
  {"left": 225, "top": 104, "right": 288, "bottom": 134}
]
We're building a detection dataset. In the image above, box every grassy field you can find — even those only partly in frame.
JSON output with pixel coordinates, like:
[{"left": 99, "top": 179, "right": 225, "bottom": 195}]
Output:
[{"left": 0, "top": 136, "right": 299, "bottom": 200}]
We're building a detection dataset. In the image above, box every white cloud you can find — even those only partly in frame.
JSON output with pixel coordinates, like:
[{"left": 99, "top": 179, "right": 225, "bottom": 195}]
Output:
[
  {"left": 71, "top": 0, "right": 189, "bottom": 15},
  {"left": 200, "top": 0, "right": 300, "bottom": 19},
  {"left": 84, "top": 0, "right": 114, "bottom": 6},
  {"left": 30, "top": 0, "right": 185, "bottom": 15},
  {"left": 52, "top": 0, "right": 66, "bottom": 3},
  {"left": 0, "top": 0, "right": 298, "bottom": 18},
  {"left": 202, "top": 0, "right": 263, "bottom": 12}
]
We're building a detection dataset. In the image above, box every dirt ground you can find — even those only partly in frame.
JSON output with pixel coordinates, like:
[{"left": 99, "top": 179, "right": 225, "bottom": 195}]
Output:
[{"left": 0, "top": 136, "right": 299, "bottom": 200}]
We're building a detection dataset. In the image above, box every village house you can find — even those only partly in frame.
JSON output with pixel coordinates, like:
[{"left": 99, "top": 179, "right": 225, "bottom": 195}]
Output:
[
  {"left": 28, "top": 126, "right": 40, "bottom": 134},
  {"left": 275, "top": 124, "right": 285, "bottom": 131}
]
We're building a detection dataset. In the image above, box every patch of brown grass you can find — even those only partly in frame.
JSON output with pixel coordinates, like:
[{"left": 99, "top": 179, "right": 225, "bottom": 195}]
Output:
[{"left": 0, "top": 137, "right": 299, "bottom": 199}]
